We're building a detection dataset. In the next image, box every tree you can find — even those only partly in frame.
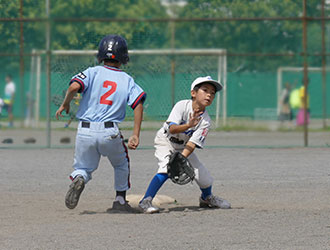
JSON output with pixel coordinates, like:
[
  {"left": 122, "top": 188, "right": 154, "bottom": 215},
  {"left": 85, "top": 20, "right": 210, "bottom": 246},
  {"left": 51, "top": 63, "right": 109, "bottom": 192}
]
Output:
[
  {"left": 174, "top": 0, "right": 323, "bottom": 71},
  {"left": 0, "top": 0, "right": 169, "bottom": 72}
]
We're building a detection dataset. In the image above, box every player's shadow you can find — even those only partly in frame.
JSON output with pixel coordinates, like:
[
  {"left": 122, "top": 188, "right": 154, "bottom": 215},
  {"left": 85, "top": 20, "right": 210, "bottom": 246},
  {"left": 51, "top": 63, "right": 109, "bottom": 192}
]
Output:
[
  {"left": 165, "top": 205, "right": 207, "bottom": 213},
  {"left": 80, "top": 210, "right": 103, "bottom": 215},
  {"left": 79, "top": 206, "right": 239, "bottom": 215},
  {"left": 80, "top": 207, "right": 142, "bottom": 215},
  {"left": 105, "top": 207, "right": 142, "bottom": 214},
  {"left": 165, "top": 205, "right": 240, "bottom": 213}
]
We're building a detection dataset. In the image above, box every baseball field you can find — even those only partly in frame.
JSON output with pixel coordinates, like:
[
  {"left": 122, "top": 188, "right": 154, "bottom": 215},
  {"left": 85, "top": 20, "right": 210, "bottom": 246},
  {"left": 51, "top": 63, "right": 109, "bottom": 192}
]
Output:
[{"left": 1, "top": 130, "right": 330, "bottom": 250}]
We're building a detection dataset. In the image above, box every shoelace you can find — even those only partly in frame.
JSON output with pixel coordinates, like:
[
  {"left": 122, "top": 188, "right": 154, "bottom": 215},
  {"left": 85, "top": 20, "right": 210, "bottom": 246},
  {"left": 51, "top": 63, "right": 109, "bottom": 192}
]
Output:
[
  {"left": 210, "top": 195, "right": 222, "bottom": 204},
  {"left": 143, "top": 199, "right": 152, "bottom": 208}
]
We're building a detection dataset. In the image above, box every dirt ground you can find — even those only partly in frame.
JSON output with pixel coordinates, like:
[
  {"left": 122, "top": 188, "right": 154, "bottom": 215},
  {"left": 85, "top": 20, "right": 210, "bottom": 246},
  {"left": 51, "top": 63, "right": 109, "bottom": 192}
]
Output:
[{"left": 1, "top": 130, "right": 330, "bottom": 249}]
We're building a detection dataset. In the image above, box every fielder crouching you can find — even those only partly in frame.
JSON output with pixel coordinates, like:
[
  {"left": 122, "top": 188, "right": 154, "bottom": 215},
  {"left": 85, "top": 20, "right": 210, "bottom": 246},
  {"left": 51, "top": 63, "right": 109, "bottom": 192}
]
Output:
[{"left": 138, "top": 76, "right": 231, "bottom": 214}]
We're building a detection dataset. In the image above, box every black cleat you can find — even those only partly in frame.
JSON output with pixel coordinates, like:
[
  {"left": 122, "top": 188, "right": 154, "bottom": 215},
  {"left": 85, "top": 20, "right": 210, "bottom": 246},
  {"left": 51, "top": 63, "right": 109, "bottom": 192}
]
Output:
[
  {"left": 107, "top": 201, "right": 139, "bottom": 213},
  {"left": 65, "top": 176, "right": 85, "bottom": 209}
]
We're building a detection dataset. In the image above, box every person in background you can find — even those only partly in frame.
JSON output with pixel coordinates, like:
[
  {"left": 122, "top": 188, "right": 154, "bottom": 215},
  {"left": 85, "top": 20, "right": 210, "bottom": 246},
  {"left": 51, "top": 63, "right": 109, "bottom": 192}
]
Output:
[
  {"left": 296, "top": 85, "right": 310, "bottom": 126},
  {"left": 278, "top": 82, "right": 292, "bottom": 122},
  {"left": 3, "top": 75, "right": 16, "bottom": 127}
]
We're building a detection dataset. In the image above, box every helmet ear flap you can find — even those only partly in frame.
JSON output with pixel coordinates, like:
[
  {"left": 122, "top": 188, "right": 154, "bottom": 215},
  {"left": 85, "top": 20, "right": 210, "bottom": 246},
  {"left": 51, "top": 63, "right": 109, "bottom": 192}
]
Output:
[
  {"left": 97, "top": 54, "right": 103, "bottom": 64},
  {"left": 122, "top": 54, "right": 129, "bottom": 64}
]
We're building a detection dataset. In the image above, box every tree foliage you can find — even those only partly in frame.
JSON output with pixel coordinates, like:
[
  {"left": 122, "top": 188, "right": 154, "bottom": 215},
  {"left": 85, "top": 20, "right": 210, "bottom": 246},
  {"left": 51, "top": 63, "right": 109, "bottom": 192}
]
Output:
[
  {"left": 175, "top": 0, "right": 324, "bottom": 70},
  {"left": 0, "top": 0, "right": 326, "bottom": 72}
]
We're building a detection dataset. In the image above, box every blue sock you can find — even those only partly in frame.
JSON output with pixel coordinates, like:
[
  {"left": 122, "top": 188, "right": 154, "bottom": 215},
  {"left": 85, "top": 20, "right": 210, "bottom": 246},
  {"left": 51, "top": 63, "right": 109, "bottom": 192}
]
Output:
[
  {"left": 200, "top": 186, "right": 212, "bottom": 200},
  {"left": 142, "top": 173, "right": 168, "bottom": 200}
]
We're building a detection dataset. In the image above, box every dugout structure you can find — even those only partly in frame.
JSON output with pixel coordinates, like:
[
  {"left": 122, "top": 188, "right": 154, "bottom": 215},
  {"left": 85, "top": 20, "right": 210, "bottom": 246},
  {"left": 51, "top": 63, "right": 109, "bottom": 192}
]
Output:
[{"left": 28, "top": 49, "right": 227, "bottom": 133}]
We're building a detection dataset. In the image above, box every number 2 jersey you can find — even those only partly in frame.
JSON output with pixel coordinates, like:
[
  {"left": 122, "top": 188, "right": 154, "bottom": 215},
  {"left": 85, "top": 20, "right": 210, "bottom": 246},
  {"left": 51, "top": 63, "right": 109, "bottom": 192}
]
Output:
[
  {"left": 70, "top": 65, "right": 146, "bottom": 122},
  {"left": 161, "top": 99, "right": 210, "bottom": 149}
]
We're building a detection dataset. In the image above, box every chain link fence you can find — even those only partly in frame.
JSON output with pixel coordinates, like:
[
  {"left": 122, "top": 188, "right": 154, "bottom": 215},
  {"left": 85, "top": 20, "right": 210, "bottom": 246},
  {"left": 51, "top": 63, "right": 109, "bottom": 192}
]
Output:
[{"left": 0, "top": 0, "right": 329, "bottom": 148}]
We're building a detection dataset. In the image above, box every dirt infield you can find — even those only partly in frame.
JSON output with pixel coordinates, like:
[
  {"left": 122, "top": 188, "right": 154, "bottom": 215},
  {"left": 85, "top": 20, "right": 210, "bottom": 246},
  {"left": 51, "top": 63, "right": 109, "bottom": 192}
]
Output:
[
  {"left": 1, "top": 127, "right": 330, "bottom": 148},
  {"left": 1, "top": 131, "right": 330, "bottom": 249}
]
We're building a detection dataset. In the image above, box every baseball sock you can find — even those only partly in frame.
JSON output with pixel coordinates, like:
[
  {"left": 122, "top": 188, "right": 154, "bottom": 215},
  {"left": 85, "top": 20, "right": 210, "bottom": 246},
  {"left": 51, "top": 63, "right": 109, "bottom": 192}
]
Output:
[
  {"left": 116, "top": 191, "right": 126, "bottom": 204},
  {"left": 200, "top": 186, "right": 212, "bottom": 200},
  {"left": 142, "top": 173, "right": 168, "bottom": 201}
]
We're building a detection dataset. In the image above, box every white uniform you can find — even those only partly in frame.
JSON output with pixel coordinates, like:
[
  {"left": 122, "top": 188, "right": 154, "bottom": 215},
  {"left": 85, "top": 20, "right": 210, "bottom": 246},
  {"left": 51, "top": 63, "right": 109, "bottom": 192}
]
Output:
[
  {"left": 4, "top": 81, "right": 15, "bottom": 104},
  {"left": 154, "top": 99, "right": 213, "bottom": 188}
]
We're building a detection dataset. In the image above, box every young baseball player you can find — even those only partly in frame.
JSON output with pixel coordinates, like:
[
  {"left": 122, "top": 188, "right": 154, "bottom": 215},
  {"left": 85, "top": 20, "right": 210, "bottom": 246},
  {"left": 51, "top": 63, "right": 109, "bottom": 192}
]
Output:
[
  {"left": 139, "top": 76, "right": 231, "bottom": 213},
  {"left": 56, "top": 34, "right": 146, "bottom": 211}
]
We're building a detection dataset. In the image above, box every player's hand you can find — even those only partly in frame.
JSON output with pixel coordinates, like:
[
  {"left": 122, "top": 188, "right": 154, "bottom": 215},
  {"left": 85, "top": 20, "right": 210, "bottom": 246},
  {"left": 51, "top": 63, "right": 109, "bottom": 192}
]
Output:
[
  {"left": 55, "top": 105, "right": 70, "bottom": 120},
  {"left": 188, "top": 109, "right": 203, "bottom": 128},
  {"left": 127, "top": 135, "right": 139, "bottom": 150}
]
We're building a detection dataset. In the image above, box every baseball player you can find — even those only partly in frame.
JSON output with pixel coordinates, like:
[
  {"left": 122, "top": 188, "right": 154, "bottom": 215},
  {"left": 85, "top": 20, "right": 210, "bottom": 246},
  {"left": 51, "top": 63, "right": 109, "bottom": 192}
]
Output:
[
  {"left": 55, "top": 34, "right": 146, "bottom": 211},
  {"left": 138, "top": 76, "right": 231, "bottom": 213}
]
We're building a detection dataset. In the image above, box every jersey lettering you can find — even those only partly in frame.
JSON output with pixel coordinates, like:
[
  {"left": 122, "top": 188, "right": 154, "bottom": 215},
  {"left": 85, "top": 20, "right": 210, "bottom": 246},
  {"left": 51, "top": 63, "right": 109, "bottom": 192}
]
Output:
[{"left": 100, "top": 81, "right": 117, "bottom": 105}]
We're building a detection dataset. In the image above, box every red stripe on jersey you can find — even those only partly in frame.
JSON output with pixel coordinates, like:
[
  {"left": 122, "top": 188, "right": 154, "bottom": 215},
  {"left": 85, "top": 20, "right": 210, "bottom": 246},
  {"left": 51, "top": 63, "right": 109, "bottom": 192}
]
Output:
[
  {"left": 103, "top": 66, "right": 122, "bottom": 72},
  {"left": 131, "top": 92, "right": 146, "bottom": 109},
  {"left": 70, "top": 78, "right": 85, "bottom": 92},
  {"left": 201, "top": 128, "right": 209, "bottom": 137}
]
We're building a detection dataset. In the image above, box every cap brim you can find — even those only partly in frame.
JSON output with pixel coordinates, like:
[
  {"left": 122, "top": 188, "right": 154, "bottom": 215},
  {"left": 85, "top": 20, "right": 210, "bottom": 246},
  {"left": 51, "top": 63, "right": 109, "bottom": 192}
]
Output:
[{"left": 199, "top": 80, "right": 223, "bottom": 92}]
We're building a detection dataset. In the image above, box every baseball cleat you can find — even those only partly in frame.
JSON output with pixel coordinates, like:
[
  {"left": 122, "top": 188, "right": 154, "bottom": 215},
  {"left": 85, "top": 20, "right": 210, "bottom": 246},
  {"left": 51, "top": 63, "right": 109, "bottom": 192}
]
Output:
[
  {"left": 65, "top": 176, "right": 85, "bottom": 209},
  {"left": 109, "top": 201, "right": 136, "bottom": 213},
  {"left": 138, "top": 196, "right": 160, "bottom": 214},
  {"left": 199, "top": 195, "right": 231, "bottom": 209}
]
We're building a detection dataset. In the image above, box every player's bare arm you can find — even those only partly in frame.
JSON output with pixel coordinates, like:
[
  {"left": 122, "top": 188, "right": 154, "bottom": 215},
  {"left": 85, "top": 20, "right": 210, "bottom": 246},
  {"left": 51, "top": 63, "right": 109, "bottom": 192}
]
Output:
[
  {"left": 181, "top": 141, "right": 196, "bottom": 158},
  {"left": 55, "top": 81, "right": 80, "bottom": 120},
  {"left": 128, "top": 102, "right": 143, "bottom": 150},
  {"left": 169, "top": 110, "right": 203, "bottom": 134}
]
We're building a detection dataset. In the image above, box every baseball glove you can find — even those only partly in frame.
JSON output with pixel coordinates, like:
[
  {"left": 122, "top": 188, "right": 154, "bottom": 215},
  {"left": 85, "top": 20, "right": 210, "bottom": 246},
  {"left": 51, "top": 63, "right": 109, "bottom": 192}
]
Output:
[{"left": 167, "top": 152, "right": 195, "bottom": 185}]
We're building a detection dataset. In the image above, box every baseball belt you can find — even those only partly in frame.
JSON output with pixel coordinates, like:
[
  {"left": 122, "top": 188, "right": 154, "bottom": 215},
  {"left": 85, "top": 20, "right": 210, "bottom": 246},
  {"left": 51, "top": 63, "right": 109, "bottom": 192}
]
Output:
[
  {"left": 81, "top": 121, "right": 114, "bottom": 128},
  {"left": 169, "top": 137, "right": 184, "bottom": 145}
]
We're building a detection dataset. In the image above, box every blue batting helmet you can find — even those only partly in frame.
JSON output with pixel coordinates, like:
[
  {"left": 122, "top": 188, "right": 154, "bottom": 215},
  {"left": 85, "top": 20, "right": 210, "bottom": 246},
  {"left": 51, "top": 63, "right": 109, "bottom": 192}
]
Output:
[{"left": 97, "top": 35, "right": 129, "bottom": 64}]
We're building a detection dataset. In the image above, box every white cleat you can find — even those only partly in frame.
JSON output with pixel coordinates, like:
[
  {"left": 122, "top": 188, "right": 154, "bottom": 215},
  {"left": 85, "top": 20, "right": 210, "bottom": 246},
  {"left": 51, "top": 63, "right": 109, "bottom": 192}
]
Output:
[
  {"left": 199, "top": 194, "right": 231, "bottom": 209},
  {"left": 139, "top": 196, "right": 160, "bottom": 214}
]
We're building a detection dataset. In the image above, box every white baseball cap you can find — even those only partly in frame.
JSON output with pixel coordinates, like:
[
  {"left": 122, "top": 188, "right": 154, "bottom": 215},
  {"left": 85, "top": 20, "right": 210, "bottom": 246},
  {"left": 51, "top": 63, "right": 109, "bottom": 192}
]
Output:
[{"left": 190, "top": 76, "right": 223, "bottom": 92}]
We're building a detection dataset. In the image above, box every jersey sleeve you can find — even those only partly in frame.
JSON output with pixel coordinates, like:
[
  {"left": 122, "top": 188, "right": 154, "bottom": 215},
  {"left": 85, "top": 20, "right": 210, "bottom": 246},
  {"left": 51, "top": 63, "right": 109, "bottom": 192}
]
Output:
[
  {"left": 188, "top": 117, "right": 211, "bottom": 149},
  {"left": 127, "top": 78, "right": 146, "bottom": 109},
  {"left": 69, "top": 68, "right": 91, "bottom": 93},
  {"left": 166, "top": 101, "right": 184, "bottom": 125}
]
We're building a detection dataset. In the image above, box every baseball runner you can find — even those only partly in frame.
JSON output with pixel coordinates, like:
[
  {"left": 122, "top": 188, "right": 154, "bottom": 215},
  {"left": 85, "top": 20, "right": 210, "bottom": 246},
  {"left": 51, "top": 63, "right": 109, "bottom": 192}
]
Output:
[
  {"left": 138, "top": 76, "right": 231, "bottom": 213},
  {"left": 55, "top": 34, "right": 146, "bottom": 212}
]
